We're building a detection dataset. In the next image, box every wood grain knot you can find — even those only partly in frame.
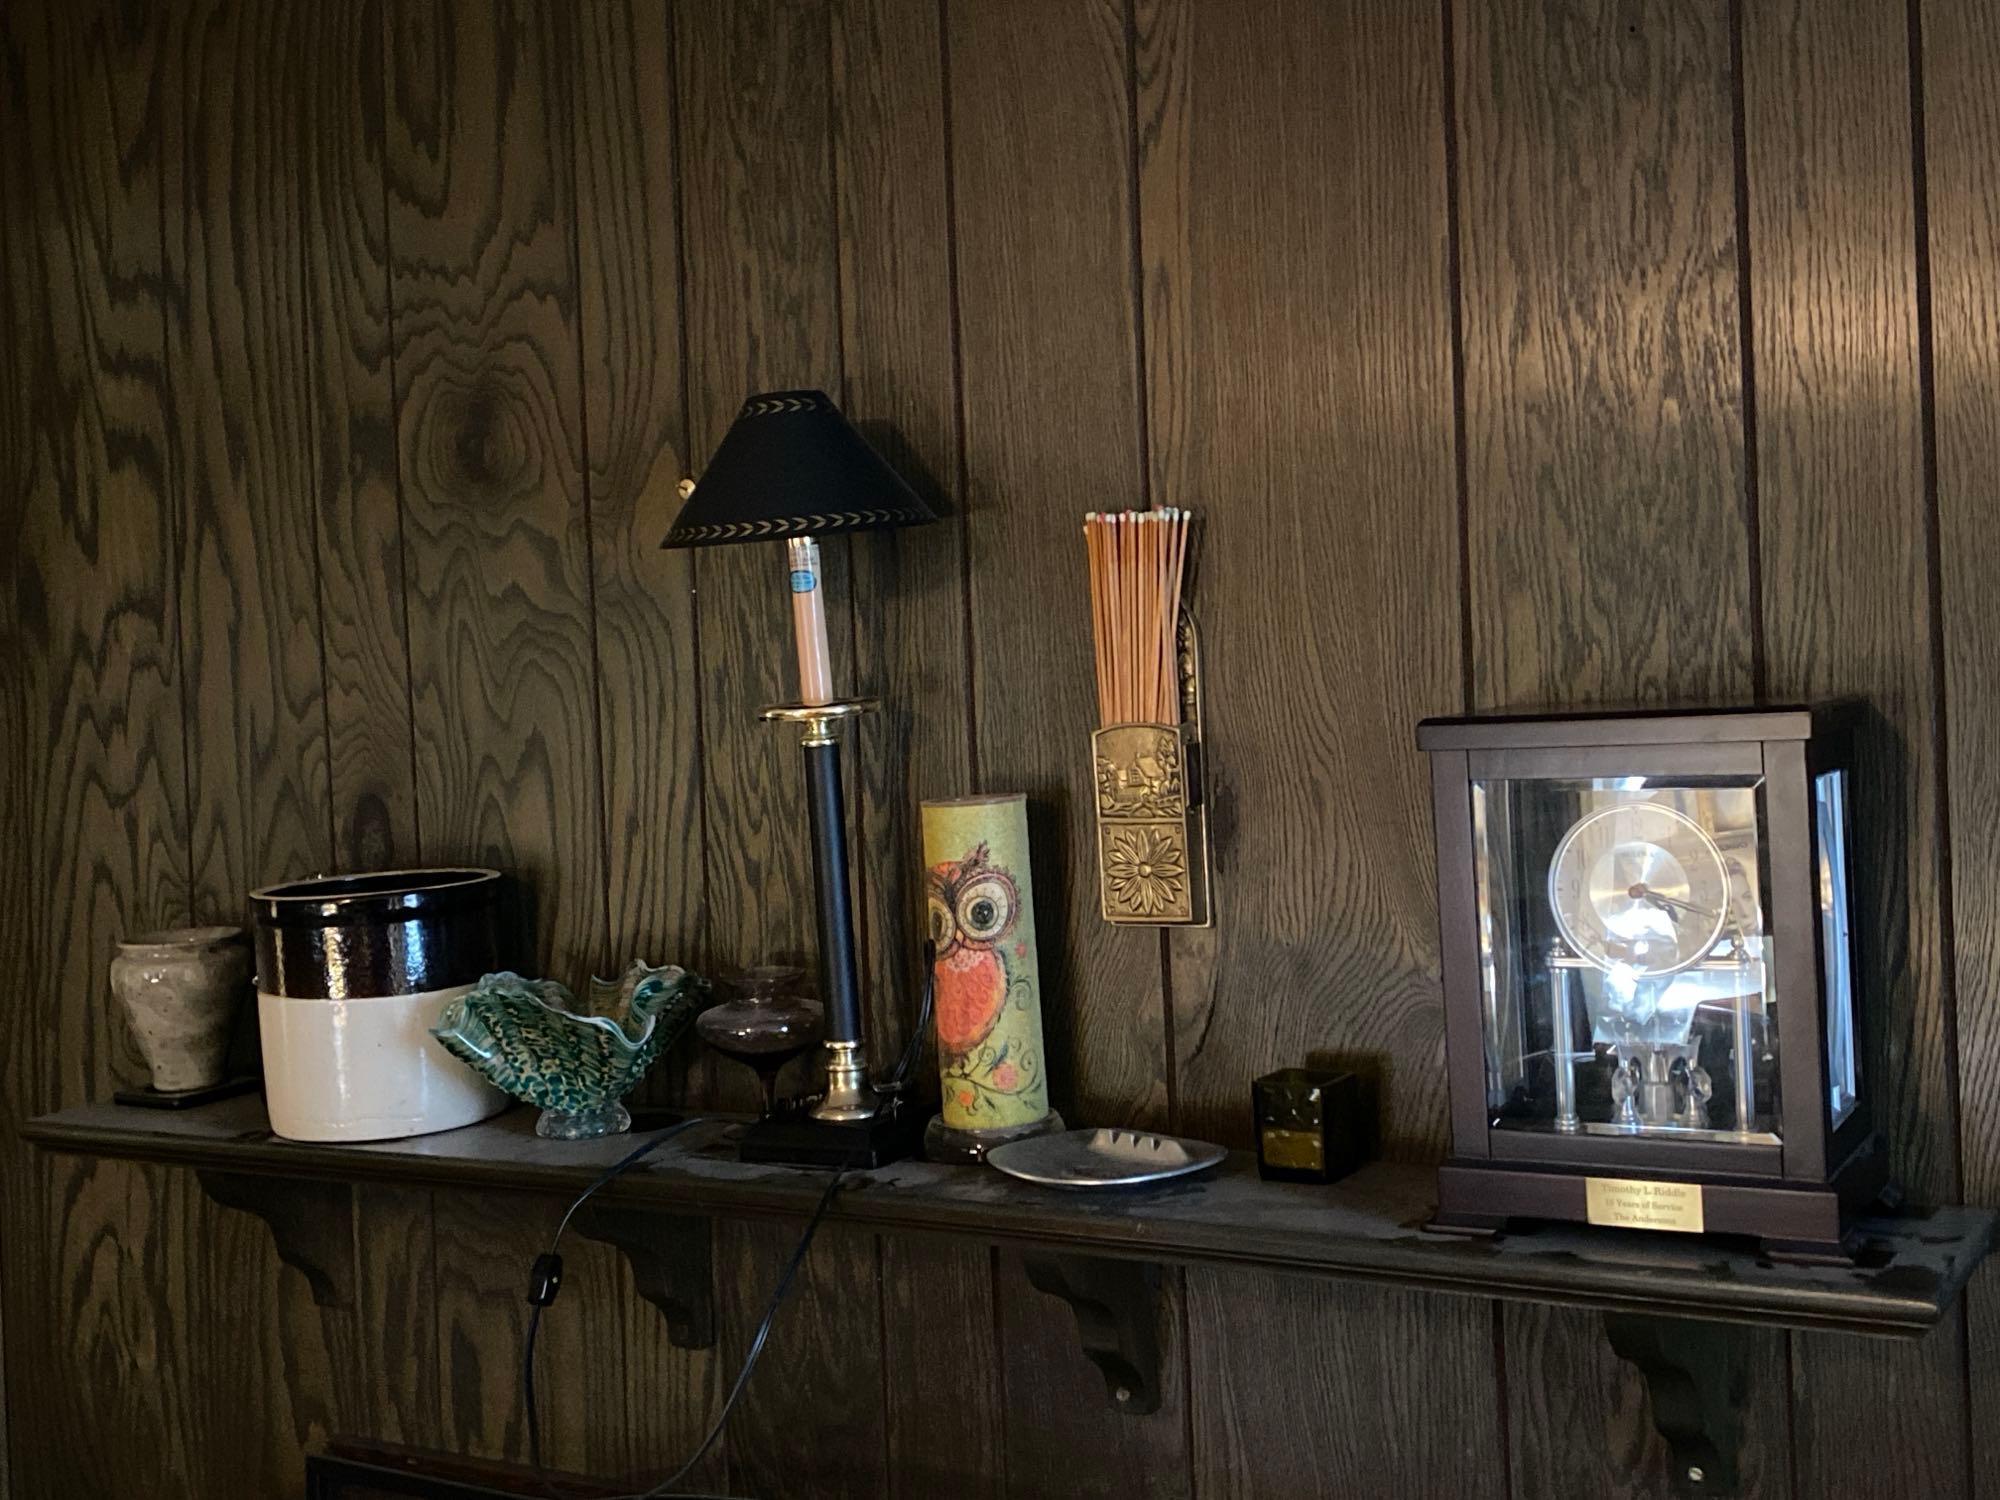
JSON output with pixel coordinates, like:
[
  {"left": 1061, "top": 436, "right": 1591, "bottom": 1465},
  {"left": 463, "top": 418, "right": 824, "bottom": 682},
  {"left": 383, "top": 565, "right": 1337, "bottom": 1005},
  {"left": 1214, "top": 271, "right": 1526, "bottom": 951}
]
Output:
[
  {"left": 345, "top": 794, "right": 395, "bottom": 871},
  {"left": 416, "top": 374, "right": 537, "bottom": 499}
]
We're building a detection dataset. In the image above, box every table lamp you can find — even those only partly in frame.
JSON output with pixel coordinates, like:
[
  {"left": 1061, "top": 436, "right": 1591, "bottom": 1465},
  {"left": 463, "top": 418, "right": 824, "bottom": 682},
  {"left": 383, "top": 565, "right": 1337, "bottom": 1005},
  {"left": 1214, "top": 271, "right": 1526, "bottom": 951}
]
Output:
[{"left": 663, "top": 390, "right": 938, "bottom": 1166}]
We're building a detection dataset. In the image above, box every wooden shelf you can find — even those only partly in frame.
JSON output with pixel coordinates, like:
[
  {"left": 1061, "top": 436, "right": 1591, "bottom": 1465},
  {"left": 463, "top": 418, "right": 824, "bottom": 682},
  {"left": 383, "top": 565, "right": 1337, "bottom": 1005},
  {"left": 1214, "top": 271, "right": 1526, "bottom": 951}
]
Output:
[{"left": 25, "top": 1096, "right": 1993, "bottom": 1339}]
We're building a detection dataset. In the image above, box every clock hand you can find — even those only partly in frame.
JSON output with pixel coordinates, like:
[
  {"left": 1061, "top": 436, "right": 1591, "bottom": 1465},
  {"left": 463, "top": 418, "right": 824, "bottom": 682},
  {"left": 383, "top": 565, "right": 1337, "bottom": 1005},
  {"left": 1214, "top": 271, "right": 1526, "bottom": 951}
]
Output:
[
  {"left": 1628, "top": 884, "right": 1718, "bottom": 924},
  {"left": 1652, "top": 892, "right": 1718, "bottom": 920},
  {"left": 1633, "top": 891, "right": 1680, "bottom": 926}
]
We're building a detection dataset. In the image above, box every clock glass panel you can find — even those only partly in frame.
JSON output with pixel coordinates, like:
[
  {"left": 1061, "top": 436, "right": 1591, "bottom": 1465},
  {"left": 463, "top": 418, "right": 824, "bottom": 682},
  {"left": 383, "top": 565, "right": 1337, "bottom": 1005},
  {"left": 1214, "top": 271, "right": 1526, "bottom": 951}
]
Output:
[
  {"left": 1816, "top": 769, "right": 1861, "bottom": 1129},
  {"left": 1470, "top": 775, "right": 1781, "bottom": 1143}
]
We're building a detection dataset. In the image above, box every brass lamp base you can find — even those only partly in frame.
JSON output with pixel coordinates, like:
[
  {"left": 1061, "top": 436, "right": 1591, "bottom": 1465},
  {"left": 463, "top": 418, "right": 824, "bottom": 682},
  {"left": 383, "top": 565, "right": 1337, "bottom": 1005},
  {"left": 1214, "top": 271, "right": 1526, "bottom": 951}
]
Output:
[{"left": 811, "top": 1039, "right": 880, "bottom": 1122}]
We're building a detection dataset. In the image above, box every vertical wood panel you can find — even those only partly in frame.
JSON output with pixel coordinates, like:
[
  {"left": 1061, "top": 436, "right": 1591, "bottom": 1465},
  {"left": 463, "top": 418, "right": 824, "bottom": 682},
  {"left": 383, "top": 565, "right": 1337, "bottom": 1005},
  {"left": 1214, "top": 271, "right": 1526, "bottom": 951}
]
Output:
[
  {"left": 570, "top": 0, "right": 706, "bottom": 1104},
  {"left": 676, "top": 0, "right": 844, "bottom": 1051},
  {"left": 1136, "top": 0, "right": 1459, "bottom": 1160},
  {"left": 305, "top": 0, "right": 416, "bottom": 873},
  {"left": 1741, "top": 3, "right": 1966, "bottom": 1493},
  {"left": 832, "top": 0, "right": 971, "bottom": 1093},
  {"left": 1136, "top": 7, "right": 1496, "bottom": 1479},
  {"left": 0, "top": 15, "right": 26, "bottom": 1489},
  {"left": 1453, "top": 3, "right": 1767, "bottom": 1494},
  {"left": 881, "top": 1239, "right": 1002, "bottom": 1500},
  {"left": 170, "top": 5, "right": 444, "bottom": 1482},
  {"left": 384, "top": 0, "right": 604, "bottom": 982},
  {"left": 715, "top": 1220, "right": 886, "bottom": 1500},
  {"left": 561, "top": 1219, "right": 722, "bottom": 1487},
  {"left": 830, "top": 10, "right": 995, "bottom": 1449},
  {"left": 1790, "top": 1329, "right": 1965, "bottom": 1500},
  {"left": 1189, "top": 1272, "right": 1504, "bottom": 1500},
  {"left": 7, "top": 0, "right": 190, "bottom": 1112},
  {"left": 353, "top": 1184, "right": 444, "bottom": 1449},
  {"left": 0, "top": 6, "right": 196, "bottom": 1498},
  {"left": 1930, "top": 0, "right": 2000, "bottom": 1210},
  {"left": 1745, "top": 0, "right": 1954, "bottom": 1204},
  {"left": 995, "top": 1250, "right": 1190, "bottom": 1500},
  {"left": 573, "top": 0, "right": 698, "bottom": 953},
  {"left": 1927, "top": 0, "right": 2000, "bottom": 1489},
  {"left": 41, "top": 1167, "right": 213, "bottom": 1498},
  {"left": 184, "top": 1192, "right": 362, "bottom": 1497},
  {"left": 947, "top": 0, "right": 1165, "bottom": 1131},
  {"left": 166, "top": 0, "right": 334, "bottom": 918},
  {"left": 383, "top": 5, "right": 608, "bottom": 1483},
  {"left": 1456, "top": 0, "right": 1752, "bottom": 712},
  {"left": 433, "top": 1191, "right": 542, "bottom": 1465},
  {"left": 163, "top": 9, "right": 427, "bottom": 1486}
]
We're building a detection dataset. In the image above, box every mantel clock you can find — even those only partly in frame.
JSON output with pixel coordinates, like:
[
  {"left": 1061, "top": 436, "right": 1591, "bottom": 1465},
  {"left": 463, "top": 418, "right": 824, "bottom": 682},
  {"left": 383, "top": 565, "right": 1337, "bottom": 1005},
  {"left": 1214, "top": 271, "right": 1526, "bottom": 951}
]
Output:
[{"left": 1417, "top": 707, "right": 1886, "bottom": 1258}]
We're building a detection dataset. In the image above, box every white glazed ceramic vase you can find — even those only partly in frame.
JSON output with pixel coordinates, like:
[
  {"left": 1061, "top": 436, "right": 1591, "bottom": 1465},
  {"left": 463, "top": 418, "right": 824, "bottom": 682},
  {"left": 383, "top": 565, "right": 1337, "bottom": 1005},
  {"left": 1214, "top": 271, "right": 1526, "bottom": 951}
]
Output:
[{"left": 110, "top": 926, "right": 252, "bottom": 1093}]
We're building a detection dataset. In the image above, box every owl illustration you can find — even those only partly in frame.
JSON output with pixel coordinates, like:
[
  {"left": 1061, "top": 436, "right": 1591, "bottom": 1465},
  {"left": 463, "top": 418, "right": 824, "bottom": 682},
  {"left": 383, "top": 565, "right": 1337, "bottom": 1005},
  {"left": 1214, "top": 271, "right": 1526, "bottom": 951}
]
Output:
[{"left": 926, "top": 842, "right": 1022, "bottom": 1061}]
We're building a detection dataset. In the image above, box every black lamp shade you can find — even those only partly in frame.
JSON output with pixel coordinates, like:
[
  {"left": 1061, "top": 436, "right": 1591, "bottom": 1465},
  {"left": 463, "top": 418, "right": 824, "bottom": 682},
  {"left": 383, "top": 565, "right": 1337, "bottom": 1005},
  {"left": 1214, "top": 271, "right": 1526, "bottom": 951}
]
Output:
[{"left": 661, "top": 389, "right": 938, "bottom": 548}]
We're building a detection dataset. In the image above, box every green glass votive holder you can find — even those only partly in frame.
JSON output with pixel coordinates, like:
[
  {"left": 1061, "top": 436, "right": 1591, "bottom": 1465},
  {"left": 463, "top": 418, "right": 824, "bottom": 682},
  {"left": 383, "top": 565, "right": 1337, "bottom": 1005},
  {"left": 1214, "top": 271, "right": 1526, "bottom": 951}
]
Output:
[{"left": 1253, "top": 1067, "right": 1363, "bottom": 1184}]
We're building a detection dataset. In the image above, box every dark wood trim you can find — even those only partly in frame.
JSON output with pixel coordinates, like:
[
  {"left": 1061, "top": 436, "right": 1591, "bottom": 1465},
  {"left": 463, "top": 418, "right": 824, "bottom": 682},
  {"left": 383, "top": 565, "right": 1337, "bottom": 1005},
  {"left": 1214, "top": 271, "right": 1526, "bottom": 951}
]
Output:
[
  {"left": 1436, "top": 1157, "right": 1862, "bottom": 1262},
  {"left": 1464, "top": 745, "right": 1767, "bottom": 781},
  {"left": 1429, "top": 750, "right": 1491, "bottom": 1158},
  {"left": 1418, "top": 710, "right": 1815, "bottom": 751},
  {"left": 1831, "top": 1105, "right": 1878, "bottom": 1180},
  {"left": 308, "top": 1439, "right": 628, "bottom": 1499},
  {"left": 1767, "top": 738, "right": 1830, "bottom": 1183},
  {"left": 25, "top": 1098, "right": 1991, "bottom": 1339},
  {"left": 1487, "top": 1128, "right": 1783, "bottom": 1179}
]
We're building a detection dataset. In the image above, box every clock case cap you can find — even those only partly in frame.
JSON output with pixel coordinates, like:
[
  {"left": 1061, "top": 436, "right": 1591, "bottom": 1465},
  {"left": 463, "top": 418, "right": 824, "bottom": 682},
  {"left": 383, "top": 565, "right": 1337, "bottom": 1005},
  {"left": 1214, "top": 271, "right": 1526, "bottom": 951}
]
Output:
[{"left": 1414, "top": 705, "right": 1835, "bottom": 753}]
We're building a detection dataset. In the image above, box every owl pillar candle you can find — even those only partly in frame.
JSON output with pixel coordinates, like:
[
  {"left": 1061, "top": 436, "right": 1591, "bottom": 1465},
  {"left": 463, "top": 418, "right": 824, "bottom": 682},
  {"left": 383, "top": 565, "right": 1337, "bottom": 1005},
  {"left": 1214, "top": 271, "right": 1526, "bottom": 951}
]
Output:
[{"left": 921, "top": 794, "right": 1063, "bottom": 1161}]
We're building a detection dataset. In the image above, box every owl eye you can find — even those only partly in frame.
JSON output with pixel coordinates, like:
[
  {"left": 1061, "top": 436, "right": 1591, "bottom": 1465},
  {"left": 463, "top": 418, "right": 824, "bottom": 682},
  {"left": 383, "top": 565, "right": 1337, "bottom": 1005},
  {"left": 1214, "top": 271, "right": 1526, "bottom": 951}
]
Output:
[
  {"left": 956, "top": 875, "right": 1017, "bottom": 943},
  {"left": 926, "top": 894, "right": 956, "bottom": 948}
]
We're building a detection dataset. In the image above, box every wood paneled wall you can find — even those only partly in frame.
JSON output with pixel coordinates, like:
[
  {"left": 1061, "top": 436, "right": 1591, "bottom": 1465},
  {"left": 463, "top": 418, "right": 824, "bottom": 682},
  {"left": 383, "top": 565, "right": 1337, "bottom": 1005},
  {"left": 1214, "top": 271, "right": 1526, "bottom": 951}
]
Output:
[{"left": 2, "top": 2, "right": 1996, "bottom": 1497}]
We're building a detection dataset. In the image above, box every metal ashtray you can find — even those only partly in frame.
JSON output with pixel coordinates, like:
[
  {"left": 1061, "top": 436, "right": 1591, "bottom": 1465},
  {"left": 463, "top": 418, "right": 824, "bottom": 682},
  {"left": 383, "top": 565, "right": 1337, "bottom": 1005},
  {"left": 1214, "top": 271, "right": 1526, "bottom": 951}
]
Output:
[{"left": 984, "top": 1126, "right": 1225, "bottom": 1188}]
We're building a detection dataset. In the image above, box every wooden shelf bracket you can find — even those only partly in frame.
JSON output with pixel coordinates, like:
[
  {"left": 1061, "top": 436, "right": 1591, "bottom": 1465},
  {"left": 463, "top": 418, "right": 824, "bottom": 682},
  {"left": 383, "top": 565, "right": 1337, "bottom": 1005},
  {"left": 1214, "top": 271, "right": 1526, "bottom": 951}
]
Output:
[
  {"left": 1604, "top": 1312, "right": 1750, "bottom": 1498},
  {"left": 569, "top": 1204, "right": 715, "bottom": 1350},
  {"left": 195, "top": 1169, "right": 356, "bottom": 1310},
  {"left": 1022, "top": 1253, "right": 1163, "bottom": 1415}
]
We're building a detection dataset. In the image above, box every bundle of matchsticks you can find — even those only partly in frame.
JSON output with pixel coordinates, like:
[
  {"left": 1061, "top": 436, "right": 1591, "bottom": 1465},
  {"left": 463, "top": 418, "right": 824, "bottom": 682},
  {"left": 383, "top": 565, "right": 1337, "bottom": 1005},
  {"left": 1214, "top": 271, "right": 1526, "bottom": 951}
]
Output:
[{"left": 1083, "top": 508, "right": 1193, "bottom": 727}]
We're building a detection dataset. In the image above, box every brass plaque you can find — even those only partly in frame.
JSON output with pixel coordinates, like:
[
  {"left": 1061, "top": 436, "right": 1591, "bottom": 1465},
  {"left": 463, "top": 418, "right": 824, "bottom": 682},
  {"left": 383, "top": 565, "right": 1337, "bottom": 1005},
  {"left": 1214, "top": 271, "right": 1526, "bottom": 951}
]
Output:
[{"left": 1584, "top": 1176, "right": 1705, "bottom": 1233}]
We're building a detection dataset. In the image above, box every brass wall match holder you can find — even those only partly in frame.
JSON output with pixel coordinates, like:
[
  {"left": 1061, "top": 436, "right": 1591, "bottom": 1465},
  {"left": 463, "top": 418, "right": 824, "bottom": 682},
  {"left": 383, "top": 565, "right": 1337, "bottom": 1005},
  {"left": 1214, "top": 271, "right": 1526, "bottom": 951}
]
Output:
[{"left": 1092, "top": 609, "right": 1212, "bottom": 927}]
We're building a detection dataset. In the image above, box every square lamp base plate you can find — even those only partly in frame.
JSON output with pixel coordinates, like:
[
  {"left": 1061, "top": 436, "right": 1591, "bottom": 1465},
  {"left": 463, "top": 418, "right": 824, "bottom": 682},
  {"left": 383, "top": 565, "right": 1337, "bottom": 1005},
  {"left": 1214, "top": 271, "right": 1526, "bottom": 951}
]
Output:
[{"left": 738, "top": 1099, "right": 927, "bottom": 1169}]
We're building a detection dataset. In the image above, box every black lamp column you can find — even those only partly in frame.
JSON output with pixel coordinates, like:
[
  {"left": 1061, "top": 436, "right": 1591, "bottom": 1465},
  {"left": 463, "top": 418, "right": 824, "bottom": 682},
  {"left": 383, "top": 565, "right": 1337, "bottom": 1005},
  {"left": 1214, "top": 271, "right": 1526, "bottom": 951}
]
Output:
[
  {"left": 798, "top": 717, "right": 874, "bottom": 1119},
  {"left": 804, "top": 733, "right": 859, "bottom": 1034}
]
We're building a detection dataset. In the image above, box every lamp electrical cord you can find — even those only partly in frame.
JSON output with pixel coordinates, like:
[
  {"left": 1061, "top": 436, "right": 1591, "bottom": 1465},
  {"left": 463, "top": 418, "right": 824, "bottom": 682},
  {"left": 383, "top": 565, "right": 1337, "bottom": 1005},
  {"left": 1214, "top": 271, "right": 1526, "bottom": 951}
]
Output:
[
  {"left": 520, "top": 1116, "right": 711, "bottom": 1498},
  {"left": 522, "top": 1143, "right": 850, "bottom": 1500},
  {"left": 521, "top": 944, "right": 936, "bottom": 1500}
]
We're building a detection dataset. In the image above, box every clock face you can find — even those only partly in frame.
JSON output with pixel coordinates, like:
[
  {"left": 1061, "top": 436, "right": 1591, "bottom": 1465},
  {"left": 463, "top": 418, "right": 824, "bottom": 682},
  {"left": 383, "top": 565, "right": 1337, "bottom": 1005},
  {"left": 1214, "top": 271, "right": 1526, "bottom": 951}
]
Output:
[{"left": 1547, "top": 802, "right": 1731, "bottom": 978}]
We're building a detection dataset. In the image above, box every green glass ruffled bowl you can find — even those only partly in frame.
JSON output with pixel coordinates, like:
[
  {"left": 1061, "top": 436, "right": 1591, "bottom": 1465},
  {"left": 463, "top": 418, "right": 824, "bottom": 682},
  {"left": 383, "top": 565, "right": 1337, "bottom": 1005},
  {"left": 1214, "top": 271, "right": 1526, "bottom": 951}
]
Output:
[{"left": 431, "top": 961, "right": 711, "bottom": 1139}]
